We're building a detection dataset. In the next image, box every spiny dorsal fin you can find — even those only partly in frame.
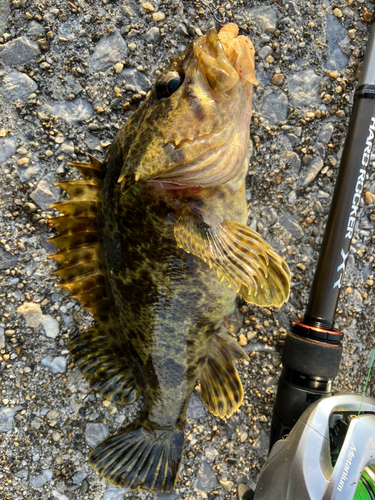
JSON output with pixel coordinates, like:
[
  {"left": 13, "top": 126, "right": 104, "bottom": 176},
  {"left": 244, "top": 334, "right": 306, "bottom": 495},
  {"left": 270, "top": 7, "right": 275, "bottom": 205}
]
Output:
[
  {"left": 55, "top": 180, "right": 100, "bottom": 200},
  {"left": 49, "top": 155, "right": 107, "bottom": 319},
  {"left": 67, "top": 154, "right": 105, "bottom": 180},
  {"left": 49, "top": 244, "right": 100, "bottom": 267},
  {"left": 49, "top": 216, "right": 97, "bottom": 235},
  {"left": 50, "top": 200, "right": 98, "bottom": 217}
]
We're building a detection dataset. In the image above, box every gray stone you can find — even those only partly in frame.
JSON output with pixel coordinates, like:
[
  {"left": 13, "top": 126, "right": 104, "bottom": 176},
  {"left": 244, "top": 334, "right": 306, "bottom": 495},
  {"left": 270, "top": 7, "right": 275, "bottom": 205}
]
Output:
[
  {"left": 52, "top": 491, "right": 70, "bottom": 500},
  {"left": 255, "top": 67, "right": 271, "bottom": 88},
  {"left": 285, "top": 133, "right": 299, "bottom": 146},
  {"left": 261, "top": 92, "right": 288, "bottom": 125},
  {"left": 247, "top": 5, "right": 277, "bottom": 33},
  {"left": 258, "top": 45, "right": 272, "bottom": 60},
  {"left": 39, "top": 98, "right": 94, "bottom": 125},
  {"left": 186, "top": 392, "right": 206, "bottom": 420},
  {"left": 196, "top": 459, "right": 219, "bottom": 491},
  {"left": 101, "top": 485, "right": 129, "bottom": 500},
  {"left": 0, "top": 36, "right": 40, "bottom": 66},
  {"left": 41, "top": 356, "right": 67, "bottom": 374},
  {"left": 286, "top": 0, "right": 300, "bottom": 15},
  {"left": 60, "top": 140, "right": 74, "bottom": 155},
  {"left": 30, "top": 172, "right": 60, "bottom": 210},
  {"left": 62, "top": 314, "right": 74, "bottom": 327},
  {"left": 29, "top": 469, "right": 53, "bottom": 488},
  {"left": 27, "top": 20, "right": 45, "bottom": 37},
  {"left": 288, "top": 68, "right": 320, "bottom": 107},
  {"left": 84, "top": 133, "right": 102, "bottom": 151},
  {"left": 325, "top": 15, "right": 349, "bottom": 71},
  {"left": 175, "top": 24, "right": 188, "bottom": 37},
  {"left": 0, "top": 406, "right": 22, "bottom": 432},
  {"left": 85, "top": 423, "right": 110, "bottom": 448},
  {"left": 0, "top": 0, "right": 10, "bottom": 36},
  {"left": 31, "top": 418, "right": 42, "bottom": 430},
  {"left": 284, "top": 151, "right": 301, "bottom": 171},
  {"left": 18, "top": 165, "right": 40, "bottom": 182},
  {"left": 261, "top": 207, "right": 278, "bottom": 226},
  {"left": 301, "top": 156, "right": 324, "bottom": 187},
  {"left": 0, "top": 248, "right": 18, "bottom": 269},
  {"left": 146, "top": 27, "right": 160, "bottom": 43},
  {"left": 3, "top": 71, "right": 38, "bottom": 101},
  {"left": 58, "top": 21, "right": 79, "bottom": 42},
  {"left": 117, "top": 67, "right": 151, "bottom": 92},
  {"left": 0, "top": 327, "right": 4, "bottom": 349},
  {"left": 314, "top": 142, "right": 326, "bottom": 159},
  {"left": 72, "top": 471, "right": 88, "bottom": 485},
  {"left": 42, "top": 314, "right": 59, "bottom": 338},
  {"left": 279, "top": 213, "right": 304, "bottom": 240},
  {"left": 319, "top": 122, "right": 334, "bottom": 144},
  {"left": 0, "top": 136, "right": 18, "bottom": 163},
  {"left": 90, "top": 31, "right": 127, "bottom": 71},
  {"left": 15, "top": 469, "right": 28, "bottom": 479}
]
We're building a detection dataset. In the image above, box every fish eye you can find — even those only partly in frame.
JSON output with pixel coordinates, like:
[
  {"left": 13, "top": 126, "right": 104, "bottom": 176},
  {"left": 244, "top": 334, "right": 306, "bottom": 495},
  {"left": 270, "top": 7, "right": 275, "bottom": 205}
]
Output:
[{"left": 155, "top": 69, "right": 185, "bottom": 100}]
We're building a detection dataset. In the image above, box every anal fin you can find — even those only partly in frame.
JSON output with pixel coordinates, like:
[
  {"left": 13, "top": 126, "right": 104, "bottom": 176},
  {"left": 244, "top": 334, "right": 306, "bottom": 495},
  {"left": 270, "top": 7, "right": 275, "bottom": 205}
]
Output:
[
  {"left": 70, "top": 326, "right": 141, "bottom": 405},
  {"left": 199, "top": 327, "right": 249, "bottom": 418}
]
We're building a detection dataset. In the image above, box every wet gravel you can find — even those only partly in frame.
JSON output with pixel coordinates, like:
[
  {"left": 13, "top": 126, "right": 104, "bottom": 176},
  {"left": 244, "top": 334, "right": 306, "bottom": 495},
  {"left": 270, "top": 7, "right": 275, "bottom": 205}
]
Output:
[{"left": 1, "top": 0, "right": 375, "bottom": 499}]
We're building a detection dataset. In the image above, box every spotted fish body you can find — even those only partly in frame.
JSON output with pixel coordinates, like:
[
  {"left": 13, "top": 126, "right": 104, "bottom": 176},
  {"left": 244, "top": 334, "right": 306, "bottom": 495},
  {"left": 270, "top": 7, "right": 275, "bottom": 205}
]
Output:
[{"left": 49, "top": 24, "right": 290, "bottom": 493}]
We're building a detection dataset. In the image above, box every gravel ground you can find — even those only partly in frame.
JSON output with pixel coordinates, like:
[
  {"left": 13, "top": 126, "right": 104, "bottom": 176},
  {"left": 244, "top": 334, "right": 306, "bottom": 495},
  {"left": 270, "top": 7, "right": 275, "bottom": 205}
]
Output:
[{"left": 1, "top": 0, "right": 375, "bottom": 499}]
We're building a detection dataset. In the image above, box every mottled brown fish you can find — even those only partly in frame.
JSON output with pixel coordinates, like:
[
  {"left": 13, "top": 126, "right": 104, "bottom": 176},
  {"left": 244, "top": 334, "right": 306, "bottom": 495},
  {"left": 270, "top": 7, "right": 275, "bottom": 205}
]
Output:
[{"left": 49, "top": 23, "right": 290, "bottom": 493}]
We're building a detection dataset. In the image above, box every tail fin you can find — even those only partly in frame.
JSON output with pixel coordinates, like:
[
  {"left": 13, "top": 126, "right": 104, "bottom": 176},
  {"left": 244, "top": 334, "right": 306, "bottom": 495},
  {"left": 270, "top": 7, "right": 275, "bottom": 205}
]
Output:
[{"left": 89, "top": 419, "right": 184, "bottom": 493}]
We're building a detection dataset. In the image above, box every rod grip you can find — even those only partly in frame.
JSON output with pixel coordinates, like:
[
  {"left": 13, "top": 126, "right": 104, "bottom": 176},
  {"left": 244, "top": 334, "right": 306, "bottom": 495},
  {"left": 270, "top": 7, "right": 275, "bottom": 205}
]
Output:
[{"left": 282, "top": 333, "right": 342, "bottom": 379}]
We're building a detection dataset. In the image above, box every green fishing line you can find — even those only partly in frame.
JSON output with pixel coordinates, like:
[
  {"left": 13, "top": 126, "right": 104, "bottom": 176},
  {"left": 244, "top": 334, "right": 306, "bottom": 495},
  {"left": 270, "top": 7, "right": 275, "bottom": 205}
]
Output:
[{"left": 358, "top": 348, "right": 375, "bottom": 416}]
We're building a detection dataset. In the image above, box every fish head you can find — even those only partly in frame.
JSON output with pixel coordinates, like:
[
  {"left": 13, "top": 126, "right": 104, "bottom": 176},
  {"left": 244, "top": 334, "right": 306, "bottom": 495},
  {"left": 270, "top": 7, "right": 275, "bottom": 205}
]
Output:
[{"left": 119, "top": 23, "right": 257, "bottom": 189}]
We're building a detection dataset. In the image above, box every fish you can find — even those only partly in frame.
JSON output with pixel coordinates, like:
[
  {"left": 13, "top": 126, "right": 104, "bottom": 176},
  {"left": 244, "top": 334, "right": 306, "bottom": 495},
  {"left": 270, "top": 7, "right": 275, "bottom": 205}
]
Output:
[{"left": 48, "top": 23, "right": 290, "bottom": 493}]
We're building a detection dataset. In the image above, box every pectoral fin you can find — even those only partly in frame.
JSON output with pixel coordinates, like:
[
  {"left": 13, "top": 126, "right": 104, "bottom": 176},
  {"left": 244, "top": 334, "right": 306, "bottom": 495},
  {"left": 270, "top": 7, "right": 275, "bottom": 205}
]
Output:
[{"left": 174, "top": 206, "right": 290, "bottom": 307}]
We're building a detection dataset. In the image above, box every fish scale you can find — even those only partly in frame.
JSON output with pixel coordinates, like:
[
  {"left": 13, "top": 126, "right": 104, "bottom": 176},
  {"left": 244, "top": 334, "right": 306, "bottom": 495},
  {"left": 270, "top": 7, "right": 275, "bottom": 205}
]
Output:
[{"left": 49, "top": 23, "right": 291, "bottom": 493}]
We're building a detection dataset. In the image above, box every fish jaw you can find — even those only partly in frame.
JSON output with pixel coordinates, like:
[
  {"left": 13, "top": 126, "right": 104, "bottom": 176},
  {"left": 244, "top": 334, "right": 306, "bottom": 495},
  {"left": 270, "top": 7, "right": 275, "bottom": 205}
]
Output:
[{"left": 117, "top": 24, "right": 257, "bottom": 190}]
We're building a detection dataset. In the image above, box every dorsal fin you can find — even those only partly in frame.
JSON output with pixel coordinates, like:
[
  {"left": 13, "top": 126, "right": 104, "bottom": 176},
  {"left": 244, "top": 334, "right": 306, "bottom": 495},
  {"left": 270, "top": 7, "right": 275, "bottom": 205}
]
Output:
[
  {"left": 67, "top": 154, "right": 105, "bottom": 180},
  {"left": 49, "top": 155, "right": 142, "bottom": 405},
  {"left": 49, "top": 155, "right": 108, "bottom": 320}
]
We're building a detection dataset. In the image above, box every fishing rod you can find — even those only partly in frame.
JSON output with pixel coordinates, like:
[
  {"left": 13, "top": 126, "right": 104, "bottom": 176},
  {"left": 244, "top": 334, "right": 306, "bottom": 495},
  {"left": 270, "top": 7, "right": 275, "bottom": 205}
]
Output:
[{"left": 238, "top": 21, "right": 375, "bottom": 500}]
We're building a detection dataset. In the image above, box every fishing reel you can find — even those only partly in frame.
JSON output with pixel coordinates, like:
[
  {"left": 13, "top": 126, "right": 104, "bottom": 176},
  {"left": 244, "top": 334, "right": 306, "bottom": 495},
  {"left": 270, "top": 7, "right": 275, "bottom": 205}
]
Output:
[{"left": 238, "top": 394, "right": 375, "bottom": 500}]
